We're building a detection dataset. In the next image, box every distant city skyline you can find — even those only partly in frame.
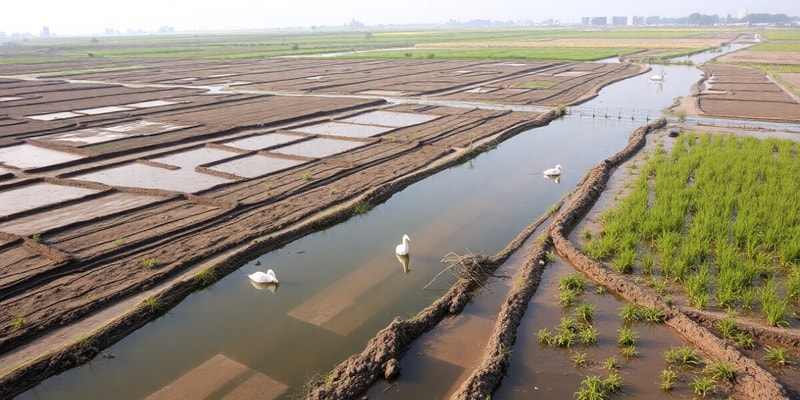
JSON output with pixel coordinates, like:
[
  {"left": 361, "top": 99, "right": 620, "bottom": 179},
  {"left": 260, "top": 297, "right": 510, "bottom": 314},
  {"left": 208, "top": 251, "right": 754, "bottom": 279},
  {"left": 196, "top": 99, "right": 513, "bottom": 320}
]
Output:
[{"left": 1, "top": 0, "right": 795, "bottom": 36}]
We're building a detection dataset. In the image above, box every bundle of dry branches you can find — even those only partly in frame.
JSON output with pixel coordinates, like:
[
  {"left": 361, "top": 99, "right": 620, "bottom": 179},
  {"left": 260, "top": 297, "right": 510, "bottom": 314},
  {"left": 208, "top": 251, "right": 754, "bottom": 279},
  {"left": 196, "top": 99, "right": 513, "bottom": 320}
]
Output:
[{"left": 425, "top": 250, "right": 506, "bottom": 290}]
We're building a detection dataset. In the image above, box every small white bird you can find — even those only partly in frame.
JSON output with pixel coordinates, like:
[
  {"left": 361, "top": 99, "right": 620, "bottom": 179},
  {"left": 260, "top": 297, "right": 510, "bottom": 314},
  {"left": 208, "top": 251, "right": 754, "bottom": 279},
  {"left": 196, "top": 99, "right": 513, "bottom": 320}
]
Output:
[
  {"left": 395, "top": 234, "right": 411, "bottom": 256},
  {"left": 543, "top": 164, "right": 562, "bottom": 176},
  {"left": 248, "top": 269, "right": 279, "bottom": 284}
]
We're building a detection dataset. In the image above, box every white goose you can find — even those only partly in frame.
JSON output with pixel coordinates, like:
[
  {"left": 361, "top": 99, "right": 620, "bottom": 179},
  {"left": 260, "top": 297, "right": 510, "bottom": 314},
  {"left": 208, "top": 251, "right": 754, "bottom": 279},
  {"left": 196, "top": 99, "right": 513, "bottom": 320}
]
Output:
[
  {"left": 395, "top": 234, "right": 411, "bottom": 256},
  {"left": 543, "top": 164, "right": 562, "bottom": 176},
  {"left": 248, "top": 269, "right": 279, "bottom": 284}
]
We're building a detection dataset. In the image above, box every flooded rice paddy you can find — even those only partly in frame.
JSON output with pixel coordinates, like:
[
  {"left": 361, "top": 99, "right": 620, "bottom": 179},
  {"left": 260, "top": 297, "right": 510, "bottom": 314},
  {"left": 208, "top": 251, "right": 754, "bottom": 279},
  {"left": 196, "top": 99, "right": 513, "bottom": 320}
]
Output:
[{"left": 19, "top": 55, "right": 746, "bottom": 399}]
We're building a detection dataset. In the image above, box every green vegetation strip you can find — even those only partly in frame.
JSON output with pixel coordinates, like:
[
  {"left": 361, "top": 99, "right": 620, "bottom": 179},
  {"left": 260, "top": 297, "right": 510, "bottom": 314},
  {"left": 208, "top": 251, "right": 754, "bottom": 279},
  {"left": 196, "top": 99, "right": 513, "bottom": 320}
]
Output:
[
  {"left": 586, "top": 133, "right": 800, "bottom": 327},
  {"left": 750, "top": 42, "right": 800, "bottom": 52},
  {"left": 338, "top": 47, "right": 642, "bottom": 61},
  {"left": 1, "top": 27, "right": 726, "bottom": 62}
]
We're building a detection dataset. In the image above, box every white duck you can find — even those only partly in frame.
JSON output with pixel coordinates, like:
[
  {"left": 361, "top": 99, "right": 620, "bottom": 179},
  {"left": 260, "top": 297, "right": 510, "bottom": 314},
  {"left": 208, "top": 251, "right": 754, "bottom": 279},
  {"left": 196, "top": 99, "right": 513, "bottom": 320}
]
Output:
[
  {"left": 248, "top": 269, "right": 279, "bottom": 284},
  {"left": 395, "top": 234, "right": 411, "bottom": 256},
  {"left": 543, "top": 164, "right": 562, "bottom": 176}
]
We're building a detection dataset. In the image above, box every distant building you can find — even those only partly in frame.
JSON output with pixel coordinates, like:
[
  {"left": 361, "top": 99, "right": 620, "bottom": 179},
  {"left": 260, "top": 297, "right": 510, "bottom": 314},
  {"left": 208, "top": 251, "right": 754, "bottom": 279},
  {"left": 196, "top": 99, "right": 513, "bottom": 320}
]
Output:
[
  {"left": 738, "top": 8, "right": 748, "bottom": 19},
  {"left": 611, "top": 16, "right": 627, "bottom": 26},
  {"left": 41, "top": 26, "right": 50, "bottom": 38}
]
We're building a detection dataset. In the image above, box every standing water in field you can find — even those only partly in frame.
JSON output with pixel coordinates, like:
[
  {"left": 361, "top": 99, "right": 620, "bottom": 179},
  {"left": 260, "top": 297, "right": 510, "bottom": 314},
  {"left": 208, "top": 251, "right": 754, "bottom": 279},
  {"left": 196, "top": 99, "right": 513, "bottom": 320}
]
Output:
[{"left": 19, "top": 50, "right": 721, "bottom": 400}]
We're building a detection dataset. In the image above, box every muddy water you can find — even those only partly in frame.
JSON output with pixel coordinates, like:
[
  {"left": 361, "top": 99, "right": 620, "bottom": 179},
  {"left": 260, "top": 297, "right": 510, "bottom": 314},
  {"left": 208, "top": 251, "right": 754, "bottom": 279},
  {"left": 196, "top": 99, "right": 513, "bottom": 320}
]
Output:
[{"left": 20, "top": 53, "right": 726, "bottom": 399}]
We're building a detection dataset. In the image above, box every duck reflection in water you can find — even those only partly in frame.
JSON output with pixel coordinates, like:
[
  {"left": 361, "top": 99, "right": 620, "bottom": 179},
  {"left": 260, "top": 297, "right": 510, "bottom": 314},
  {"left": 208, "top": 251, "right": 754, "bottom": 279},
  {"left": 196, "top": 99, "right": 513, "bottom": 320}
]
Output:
[
  {"left": 249, "top": 280, "right": 279, "bottom": 293},
  {"left": 544, "top": 174, "right": 561, "bottom": 184},
  {"left": 396, "top": 253, "right": 410, "bottom": 274}
]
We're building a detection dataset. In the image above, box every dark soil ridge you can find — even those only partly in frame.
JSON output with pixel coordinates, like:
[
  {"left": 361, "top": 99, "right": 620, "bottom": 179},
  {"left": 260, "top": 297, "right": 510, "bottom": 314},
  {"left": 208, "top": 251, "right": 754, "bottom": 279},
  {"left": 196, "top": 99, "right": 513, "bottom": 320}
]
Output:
[
  {"left": 547, "top": 118, "right": 792, "bottom": 400},
  {"left": 0, "top": 111, "right": 560, "bottom": 400}
]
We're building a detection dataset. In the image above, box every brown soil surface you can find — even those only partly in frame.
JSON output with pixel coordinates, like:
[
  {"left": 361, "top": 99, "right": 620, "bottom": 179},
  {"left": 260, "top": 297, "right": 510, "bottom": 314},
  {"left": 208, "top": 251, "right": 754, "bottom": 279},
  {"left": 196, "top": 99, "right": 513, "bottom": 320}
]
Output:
[
  {"left": 681, "top": 64, "right": 800, "bottom": 123},
  {"left": 716, "top": 50, "right": 800, "bottom": 66}
]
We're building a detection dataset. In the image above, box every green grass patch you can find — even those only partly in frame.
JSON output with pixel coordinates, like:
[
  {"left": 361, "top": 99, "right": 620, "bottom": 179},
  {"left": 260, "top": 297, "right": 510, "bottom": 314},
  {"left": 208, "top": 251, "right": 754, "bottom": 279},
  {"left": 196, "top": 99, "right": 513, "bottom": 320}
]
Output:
[
  {"left": 339, "top": 47, "right": 642, "bottom": 61},
  {"left": 762, "top": 29, "right": 800, "bottom": 41},
  {"left": 750, "top": 42, "right": 800, "bottom": 52}
]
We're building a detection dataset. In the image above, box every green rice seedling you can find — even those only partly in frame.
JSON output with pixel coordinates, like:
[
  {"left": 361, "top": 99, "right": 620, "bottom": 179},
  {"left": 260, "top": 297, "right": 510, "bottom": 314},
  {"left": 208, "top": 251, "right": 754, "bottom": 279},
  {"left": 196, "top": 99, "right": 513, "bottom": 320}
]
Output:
[
  {"left": 620, "top": 345, "right": 638, "bottom": 359},
  {"left": 545, "top": 251, "right": 555, "bottom": 263},
  {"left": 604, "top": 373, "right": 623, "bottom": 394},
  {"left": 665, "top": 346, "right": 700, "bottom": 368},
  {"left": 741, "top": 288, "right": 757, "bottom": 310},
  {"left": 302, "top": 171, "right": 313, "bottom": 181},
  {"left": 617, "top": 326, "right": 638, "bottom": 346},
  {"left": 691, "top": 376, "right": 715, "bottom": 398},
  {"left": 574, "top": 375, "right": 605, "bottom": 400},
  {"left": 759, "top": 280, "right": 789, "bottom": 327},
  {"left": 704, "top": 361, "right": 736, "bottom": 383},
  {"left": 619, "top": 303, "right": 641, "bottom": 322},
  {"left": 660, "top": 368, "right": 677, "bottom": 391},
  {"left": 733, "top": 332, "right": 755, "bottom": 350},
  {"left": 641, "top": 252, "right": 654, "bottom": 275},
  {"left": 551, "top": 331, "right": 575, "bottom": 348},
  {"left": 580, "top": 228, "right": 593, "bottom": 240},
  {"left": 558, "top": 288, "right": 580, "bottom": 306},
  {"left": 571, "top": 351, "right": 588, "bottom": 367},
  {"left": 716, "top": 315, "right": 737, "bottom": 339},
  {"left": 691, "top": 292, "right": 709, "bottom": 310},
  {"left": 685, "top": 265, "right": 710, "bottom": 309},
  {"left": 601, "top": 357, "right": 619, "bottom": 374},
  {"left": 559, "top": 316, "right": 581, "bottom": 334},
  {"left": 141, "top": 258, "right": 158, "bottom": 269},
  {"left": 11, "top": 315, "right": 26, "bottom": 329},
  {"left": 639, "top": 307, "right": 666, "bottom": 323},
  {"left": 31, "top": 233, "right": 42, "bottom": 243},
  {"left": 764, "top": 346, "right": 794, "bottom": 367},
  {"left": 575, "top": 301, "right": 595, "bottom": 323},
  {"left": 787, "top": 266, "right": 800, "bottom": 300},
  {"left": 578, "top": 325, "right": 599, "bottom": 346},
  {"left": 559, "top": 273, "right": 586, "bottom": 293},
  {"left": 612, "top": 247, "right": 636, "bottom": 274},
  {"left": 537, "top": 328, "right": 553, "bottom": 345},
  {"left": 115, "top": 237, "right": 125, "bottom": 247}
]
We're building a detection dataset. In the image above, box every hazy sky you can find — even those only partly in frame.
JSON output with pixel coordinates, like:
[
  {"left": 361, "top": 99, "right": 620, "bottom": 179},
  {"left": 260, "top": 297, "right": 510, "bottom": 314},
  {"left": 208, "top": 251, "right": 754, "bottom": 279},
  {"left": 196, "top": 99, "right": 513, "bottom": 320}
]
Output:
[{"left": 1, "top": 0, "right": 795, "bottom": 36}]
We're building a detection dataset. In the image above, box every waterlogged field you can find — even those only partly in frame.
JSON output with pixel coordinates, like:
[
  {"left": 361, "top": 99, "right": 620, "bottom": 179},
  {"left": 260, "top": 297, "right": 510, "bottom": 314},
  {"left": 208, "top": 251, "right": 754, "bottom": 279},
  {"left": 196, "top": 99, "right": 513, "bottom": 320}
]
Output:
[{"left": 583, "top": 132, "right": 800, "bottom": 329}]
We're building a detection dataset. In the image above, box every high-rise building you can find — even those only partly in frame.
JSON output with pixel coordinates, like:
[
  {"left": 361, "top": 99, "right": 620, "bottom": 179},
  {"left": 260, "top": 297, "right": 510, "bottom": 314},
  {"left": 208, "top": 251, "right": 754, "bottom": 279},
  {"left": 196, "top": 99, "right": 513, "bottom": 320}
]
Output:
[
  {"left": 738, "top": 8, "right": 748, "bottom": 19},
  {"left": 41, "top": 26, "right": 50, "bottom": 37}
]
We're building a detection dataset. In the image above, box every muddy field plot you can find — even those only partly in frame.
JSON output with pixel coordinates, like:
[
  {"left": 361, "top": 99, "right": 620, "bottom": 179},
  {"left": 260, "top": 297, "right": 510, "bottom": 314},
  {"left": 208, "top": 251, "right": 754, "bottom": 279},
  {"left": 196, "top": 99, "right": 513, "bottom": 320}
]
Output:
[{"left": 695, "top": 64, "right": 800, "bottom": 122}]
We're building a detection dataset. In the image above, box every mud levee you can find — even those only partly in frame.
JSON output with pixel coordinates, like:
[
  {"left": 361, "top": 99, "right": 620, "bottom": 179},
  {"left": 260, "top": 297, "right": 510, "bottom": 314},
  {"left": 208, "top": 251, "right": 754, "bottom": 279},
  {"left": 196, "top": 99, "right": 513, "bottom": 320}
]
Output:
[{"left": 547, "top": 118, "right": 791, "bottom": 400}]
